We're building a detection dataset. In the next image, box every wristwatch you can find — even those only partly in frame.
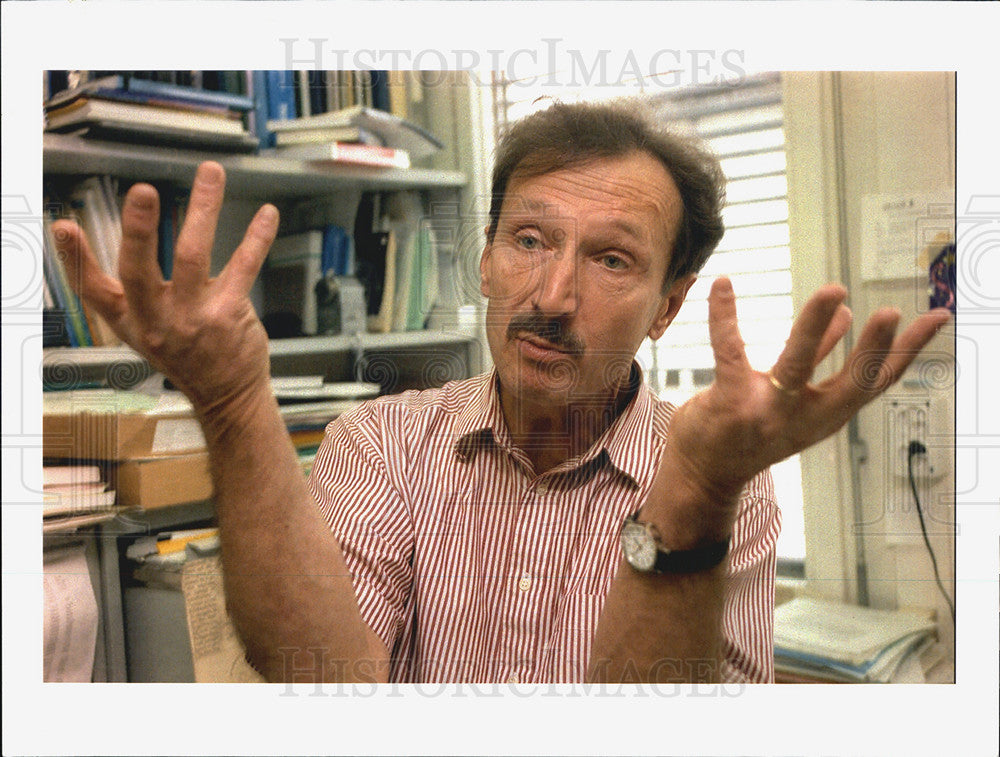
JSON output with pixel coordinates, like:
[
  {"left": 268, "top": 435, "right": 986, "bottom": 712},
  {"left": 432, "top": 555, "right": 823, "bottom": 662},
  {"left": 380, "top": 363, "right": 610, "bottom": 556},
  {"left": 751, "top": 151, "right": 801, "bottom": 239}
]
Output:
[{"left": 620, "top": 514, "right": 730, "bottom": 573}]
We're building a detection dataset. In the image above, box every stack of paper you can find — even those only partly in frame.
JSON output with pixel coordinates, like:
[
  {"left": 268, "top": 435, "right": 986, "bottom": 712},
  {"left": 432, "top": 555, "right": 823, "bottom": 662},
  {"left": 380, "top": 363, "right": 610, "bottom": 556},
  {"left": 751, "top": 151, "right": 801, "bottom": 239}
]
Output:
[
  {"left": 774, "top": 596, "right": 937, "bottom": 683},
  {"left": 273, "top": 377, "right": 378, "bottom": 474},
  {"left": 43, "top": 464, "right": 118, "bottom": 533}
]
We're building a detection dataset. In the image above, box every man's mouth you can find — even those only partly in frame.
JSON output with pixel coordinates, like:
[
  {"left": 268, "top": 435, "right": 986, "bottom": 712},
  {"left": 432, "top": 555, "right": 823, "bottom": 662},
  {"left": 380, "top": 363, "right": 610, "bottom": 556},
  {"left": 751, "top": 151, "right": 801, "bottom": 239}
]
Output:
[
  {"left": 505, "top": 313, "right": 585, "bottom": 357},
  {"left": 516, "top": 332, "right": 571, "bottom": 354}
]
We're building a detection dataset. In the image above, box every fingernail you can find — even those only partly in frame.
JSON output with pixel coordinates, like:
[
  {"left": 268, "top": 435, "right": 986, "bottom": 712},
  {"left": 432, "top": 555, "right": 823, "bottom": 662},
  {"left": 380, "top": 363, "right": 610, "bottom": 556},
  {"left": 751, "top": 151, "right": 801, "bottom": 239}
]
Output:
[
  {"left": 197, "top": 161, "right": 225, "bottom": 185},
  {"left": 259, "top": 204, "right": 277, "bottom": 223}
]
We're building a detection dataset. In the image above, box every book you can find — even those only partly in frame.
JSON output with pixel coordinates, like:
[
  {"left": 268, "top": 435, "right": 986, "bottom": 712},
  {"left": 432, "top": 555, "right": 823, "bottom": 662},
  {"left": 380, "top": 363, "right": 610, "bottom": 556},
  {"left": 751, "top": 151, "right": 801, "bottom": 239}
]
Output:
[
  {"left": 43, "top": 465, "right": 102, "bottom": 488},
  {"left": 387, "top": 70, "right": 409, "bottom": 120},
  {"left": 274, "top": 125, "right": 383, "bottom": 147},
  {"left": 266, "top": 104, "right": 442, "bottom": 159},
  {"left": 407, "top": 223, "right": 439, "bottom": 331},
  {"left": 42, "top": 212, "right": 92, "bottom": 347},
  {"left": 370, "top": 70, "right": 390, "bottom": 112},
  {"left": 265, "top": 70, "right": 297, "bottom": 122},
  {"left": 62, "top": 121, "right": 260, "bottom": 153},
  {"left": 368, "top": 230, "right": 396, "bottom": 332},
  {"left": 249, "top": 70, "right": 273, "bottom": 148},
  {"left": 271, "top": 141, "right": 411, "bottom": 169},
  {"left": 46, "top": 74, "right": 255, "bottom": 112},
  {"left": 46, "top": 97, "right": 246, "bottom": 136},
  {"left": 296, "top": 70, "right": 311, "bottom": 118},
  {"left": 44, "top": 489, "right": 116, "bottom": 519},
  {"left": 43, "top": 464, "right": 116, "bottom": 520}
]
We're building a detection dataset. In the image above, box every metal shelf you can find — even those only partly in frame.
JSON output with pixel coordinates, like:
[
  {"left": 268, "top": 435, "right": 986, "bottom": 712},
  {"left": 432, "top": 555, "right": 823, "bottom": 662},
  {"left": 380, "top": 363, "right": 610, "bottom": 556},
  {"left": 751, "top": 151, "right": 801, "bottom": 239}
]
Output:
[
  {"left": 43, "top": 133, "right": 467, "bottom": 200},
  {"left": 42, "top": 330, "right": 477, "bottom": 389}
]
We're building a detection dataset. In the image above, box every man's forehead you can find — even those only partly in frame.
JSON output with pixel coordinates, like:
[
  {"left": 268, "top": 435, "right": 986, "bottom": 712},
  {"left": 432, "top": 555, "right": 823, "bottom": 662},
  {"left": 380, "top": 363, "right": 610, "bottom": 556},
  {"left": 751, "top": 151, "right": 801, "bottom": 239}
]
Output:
[{"left": 499, "top": 153, "right": 683, "bottom": 237}]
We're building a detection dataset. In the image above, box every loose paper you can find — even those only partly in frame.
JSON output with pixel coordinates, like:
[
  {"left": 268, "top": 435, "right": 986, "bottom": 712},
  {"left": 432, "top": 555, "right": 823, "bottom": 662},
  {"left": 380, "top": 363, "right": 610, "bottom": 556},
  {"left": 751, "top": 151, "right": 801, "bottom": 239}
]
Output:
[
  {"left": 43, "top": 545, "right": 99, "bottom": 682},
  {"left": 151, "top": 418, "right": 206, "bottom": 455},
  {"left": 180, "top": 555, "right": 264, "bottom": 683}
]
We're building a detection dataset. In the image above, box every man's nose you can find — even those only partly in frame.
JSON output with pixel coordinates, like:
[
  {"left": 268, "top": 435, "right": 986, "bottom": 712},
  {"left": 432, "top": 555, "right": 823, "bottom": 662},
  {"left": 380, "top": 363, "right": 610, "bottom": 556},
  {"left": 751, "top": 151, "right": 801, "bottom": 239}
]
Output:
[{"left": 532, "top": 246, "right": 578, "bottom": 316}]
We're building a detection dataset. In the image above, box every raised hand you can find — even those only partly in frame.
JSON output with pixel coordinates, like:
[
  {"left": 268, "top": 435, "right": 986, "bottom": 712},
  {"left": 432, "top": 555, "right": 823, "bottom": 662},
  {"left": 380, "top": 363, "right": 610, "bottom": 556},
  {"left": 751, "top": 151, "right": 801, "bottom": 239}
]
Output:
[
  {"left": 52, "top": 162, "right": 280, "bottom": 415},
  {"left": 666, "top": 276, "right": 951, "bottom": 506}
]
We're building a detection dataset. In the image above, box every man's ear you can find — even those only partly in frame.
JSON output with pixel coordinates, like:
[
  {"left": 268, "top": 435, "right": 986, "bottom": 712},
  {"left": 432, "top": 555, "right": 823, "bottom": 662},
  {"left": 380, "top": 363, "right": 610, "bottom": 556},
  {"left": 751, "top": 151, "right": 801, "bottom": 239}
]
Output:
[
  {"left": 648, "top": 274, "right": 697, "bottom": 340},
  {"left": 480, "top": 224, "right": 493, "bottom": 297}
]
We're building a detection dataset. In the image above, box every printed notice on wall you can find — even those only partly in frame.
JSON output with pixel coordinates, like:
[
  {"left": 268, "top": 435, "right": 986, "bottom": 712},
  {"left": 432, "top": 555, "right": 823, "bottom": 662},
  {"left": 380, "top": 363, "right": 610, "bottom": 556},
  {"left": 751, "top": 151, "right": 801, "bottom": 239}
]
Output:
[{"left": 860, "top": 191, "right": 953, "bottom": 281}]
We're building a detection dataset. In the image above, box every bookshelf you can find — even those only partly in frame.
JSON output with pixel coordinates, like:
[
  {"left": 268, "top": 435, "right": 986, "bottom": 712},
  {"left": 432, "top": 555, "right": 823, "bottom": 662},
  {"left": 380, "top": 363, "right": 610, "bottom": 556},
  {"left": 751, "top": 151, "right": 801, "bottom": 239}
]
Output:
[
  {"left": 44, "top": 133, "right": 467, "bottom": 199},
  {"left": 42, "top": 109, "right": 481, "bottom": 681},
  {"left": 43, "top": 331, "right": 480, "bottom": 389},
  {"left": 42, "top": 133, "right": 479, "bottom": 387}
]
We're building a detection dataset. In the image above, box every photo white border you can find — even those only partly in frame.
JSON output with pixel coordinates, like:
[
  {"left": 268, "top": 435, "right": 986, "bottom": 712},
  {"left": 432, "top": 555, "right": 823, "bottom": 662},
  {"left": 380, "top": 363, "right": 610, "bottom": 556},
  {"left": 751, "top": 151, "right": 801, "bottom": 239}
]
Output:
[{"left": 3, "top": 3, "right": 997, "bottom": 755}]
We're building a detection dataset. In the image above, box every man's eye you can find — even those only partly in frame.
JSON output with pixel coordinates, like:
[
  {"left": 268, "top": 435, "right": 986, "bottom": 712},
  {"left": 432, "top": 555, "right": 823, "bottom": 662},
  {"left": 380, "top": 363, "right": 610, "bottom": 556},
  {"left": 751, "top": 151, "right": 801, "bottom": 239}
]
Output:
[
  {"left": 516, "top": 234, "right": 542, "bottom": 250},
  {"left": 599, "top": 254, "right": 628, "bottom": 270}
]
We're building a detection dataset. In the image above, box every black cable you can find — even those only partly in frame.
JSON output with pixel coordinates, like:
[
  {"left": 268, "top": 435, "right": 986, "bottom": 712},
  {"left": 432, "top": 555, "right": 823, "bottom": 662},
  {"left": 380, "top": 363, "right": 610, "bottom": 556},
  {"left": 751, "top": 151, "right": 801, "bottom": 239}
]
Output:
[{"left": 907, "top": 441, "right": 956, "bottom": 623}]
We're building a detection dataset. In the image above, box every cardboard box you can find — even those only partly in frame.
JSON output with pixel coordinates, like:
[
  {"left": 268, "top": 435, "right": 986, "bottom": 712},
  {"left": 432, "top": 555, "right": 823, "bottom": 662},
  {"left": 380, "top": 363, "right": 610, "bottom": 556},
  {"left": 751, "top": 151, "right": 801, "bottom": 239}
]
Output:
[
  {"left": 43, "top": 411, "right": 206, "bottom": 461},
  {"left": 113, "top": 453, "right": 213, "bottom": 510}
]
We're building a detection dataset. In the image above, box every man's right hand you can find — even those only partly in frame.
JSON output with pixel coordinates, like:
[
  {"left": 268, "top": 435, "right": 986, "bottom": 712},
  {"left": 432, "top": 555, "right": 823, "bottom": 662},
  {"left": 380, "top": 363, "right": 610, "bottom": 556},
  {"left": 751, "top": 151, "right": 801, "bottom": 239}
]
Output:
[
  {"left": 54, "top": 162, "right": 388, "bottom": 681},
  {"left": 52, "top": 161, "right": 280, "bottom": 417}
]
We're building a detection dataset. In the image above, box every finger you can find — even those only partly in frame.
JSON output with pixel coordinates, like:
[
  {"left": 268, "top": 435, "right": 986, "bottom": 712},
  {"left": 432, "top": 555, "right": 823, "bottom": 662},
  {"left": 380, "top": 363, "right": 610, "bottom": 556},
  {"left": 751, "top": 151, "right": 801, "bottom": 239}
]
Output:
[
  {"left": 118, "top": 182, "right": 166, "bottom": 324},
  {"left": 172, "top": 162, "right": 226, "bottom": 299},
  {"left": 220, "top": 203, "right": 280, "bottom": 296},
  {"left": 51, "top": 220, "right": 128, "bottom": 323},
  {"left": 814, "top": 303, "right": 853, "bottom": 367},
  {"left": 878, "top": 308, "right": 951, "bottom": 385},
  {"left": 771, "top": 284, "right": 847, "bottom": 390},
  {"left": 842, "top": 307, "right": 902, "bottom": 395},
  {"left": 707, "top": 276, "right": 751, "bottom": 385}
]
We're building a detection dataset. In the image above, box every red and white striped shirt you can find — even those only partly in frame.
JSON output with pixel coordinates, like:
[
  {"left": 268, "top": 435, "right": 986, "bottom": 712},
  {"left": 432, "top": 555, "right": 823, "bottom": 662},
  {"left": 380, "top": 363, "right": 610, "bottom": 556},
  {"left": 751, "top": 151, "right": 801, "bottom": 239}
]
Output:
[{"left": 309, "top": 369, "right": 780, "bottom": 683}]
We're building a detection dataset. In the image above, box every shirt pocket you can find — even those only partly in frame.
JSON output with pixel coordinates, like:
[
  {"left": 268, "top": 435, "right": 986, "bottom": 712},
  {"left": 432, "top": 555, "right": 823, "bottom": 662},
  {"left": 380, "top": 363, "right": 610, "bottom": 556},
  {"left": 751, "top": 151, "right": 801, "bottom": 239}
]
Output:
[{"left": 541, "top": 591, "right": 606, "bottom": 682}]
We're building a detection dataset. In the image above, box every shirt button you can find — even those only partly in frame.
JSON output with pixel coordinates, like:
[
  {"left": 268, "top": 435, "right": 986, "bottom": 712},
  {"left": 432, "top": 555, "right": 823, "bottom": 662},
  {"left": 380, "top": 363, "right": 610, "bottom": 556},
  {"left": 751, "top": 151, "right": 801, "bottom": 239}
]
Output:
[
  {"left": 518, "top": 574, "right": 532, "bottom": 592},
  {"left": 535, "top": 481, "right": 549, "bottom": 495},
  {"left": 507, "top": 672, "right": 520, "bottom": 683}
]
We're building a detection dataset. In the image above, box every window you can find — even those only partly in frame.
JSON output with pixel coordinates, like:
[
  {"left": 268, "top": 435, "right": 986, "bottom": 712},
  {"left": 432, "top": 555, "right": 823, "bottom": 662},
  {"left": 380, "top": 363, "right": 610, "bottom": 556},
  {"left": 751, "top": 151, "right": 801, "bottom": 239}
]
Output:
[{"left": 493, "top": 72, "right": 805, "bottom": 568}]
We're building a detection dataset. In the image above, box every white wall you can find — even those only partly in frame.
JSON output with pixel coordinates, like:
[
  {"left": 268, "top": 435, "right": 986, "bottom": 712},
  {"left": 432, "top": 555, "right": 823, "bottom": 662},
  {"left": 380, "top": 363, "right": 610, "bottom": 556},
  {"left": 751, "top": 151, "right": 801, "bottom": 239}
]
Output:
[{"left": 784, "top": 72, "right": 956, "bottom": 651}]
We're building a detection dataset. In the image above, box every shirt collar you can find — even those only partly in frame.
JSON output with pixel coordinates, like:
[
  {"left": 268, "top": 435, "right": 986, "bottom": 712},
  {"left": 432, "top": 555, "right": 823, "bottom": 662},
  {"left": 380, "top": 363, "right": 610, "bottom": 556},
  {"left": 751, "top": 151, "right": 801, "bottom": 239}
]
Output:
[
  {"left": 454, "top": 371, "right": 510, "bottom": 461},
  {"left": 453, "top": 365, "right": 656, "bottom": 487}
]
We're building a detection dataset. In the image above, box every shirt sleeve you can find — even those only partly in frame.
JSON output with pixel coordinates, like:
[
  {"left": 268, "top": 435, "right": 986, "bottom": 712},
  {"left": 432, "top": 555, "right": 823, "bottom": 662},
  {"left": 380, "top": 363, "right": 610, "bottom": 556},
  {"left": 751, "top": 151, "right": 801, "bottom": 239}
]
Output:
[
  {"left": 719, "top": 468, "right": 781, "bottom": 683},
  {"left": 307, "top": 403, "right": 415, "bottom": 653}
]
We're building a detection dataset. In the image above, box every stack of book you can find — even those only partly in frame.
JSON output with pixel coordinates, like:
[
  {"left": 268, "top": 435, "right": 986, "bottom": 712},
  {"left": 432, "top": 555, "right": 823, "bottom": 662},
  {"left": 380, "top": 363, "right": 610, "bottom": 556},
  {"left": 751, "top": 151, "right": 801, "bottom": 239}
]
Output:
[
  {"left": 253, "top": 70, "right": 416, "bottom": 147},
  {"left": 43, "top": 388, "right": 211, "bottom": 512},
  {"left": 266, "top": 104, "right": 443, "bottom": 169},
  {"left": 42, "top": 381, "right": 374, "bottom": 514},
  {"left": 773, "top": 596, "right": 938, "bottom": 683},
  {"left": 44, "top": 73, "right": 259, "bottom": 152},
  {"left": 43, "top": 173, "right": 189, "bottom": 348},
  {"left": 43, "top": 464, "right": 117, "bottom": 534},
  {"left": 43, "top": 175, "right": 126, "bottom": 347},
  {"left": 271, "top": 376, "right": 379, "bottom": 475}
]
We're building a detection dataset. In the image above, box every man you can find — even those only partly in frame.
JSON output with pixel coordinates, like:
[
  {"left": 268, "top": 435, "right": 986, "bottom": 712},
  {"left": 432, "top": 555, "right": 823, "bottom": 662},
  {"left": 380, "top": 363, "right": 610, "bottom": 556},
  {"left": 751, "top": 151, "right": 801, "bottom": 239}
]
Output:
[{"left": 53, "top": 101, "right": 949, "bottom": 684}]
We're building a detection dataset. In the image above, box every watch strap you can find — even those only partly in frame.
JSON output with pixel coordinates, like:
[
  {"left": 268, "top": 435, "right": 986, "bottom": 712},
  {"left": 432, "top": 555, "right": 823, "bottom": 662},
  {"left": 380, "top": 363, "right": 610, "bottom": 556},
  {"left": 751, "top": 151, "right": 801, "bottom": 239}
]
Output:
[{"left": 627, "top": 515, "right": 731, "bottom": 573}]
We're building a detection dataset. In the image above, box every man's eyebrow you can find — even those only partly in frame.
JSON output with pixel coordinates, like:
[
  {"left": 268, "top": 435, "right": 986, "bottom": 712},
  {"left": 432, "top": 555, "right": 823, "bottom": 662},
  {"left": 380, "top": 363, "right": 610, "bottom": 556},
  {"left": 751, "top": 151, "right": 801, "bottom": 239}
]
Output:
[
  {"left": 501, "top": 195, "right": 556, "bottom": 218},
  {"left": 601, "top": 216, "right": 648, "bottom": 242}
]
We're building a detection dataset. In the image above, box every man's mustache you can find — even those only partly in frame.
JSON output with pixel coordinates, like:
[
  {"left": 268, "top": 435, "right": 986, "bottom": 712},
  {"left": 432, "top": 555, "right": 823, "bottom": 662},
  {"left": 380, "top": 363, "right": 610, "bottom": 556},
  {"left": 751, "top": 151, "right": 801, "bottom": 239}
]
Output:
[{"left": 506, "top": 312, "right": 586, "bottom": 356}]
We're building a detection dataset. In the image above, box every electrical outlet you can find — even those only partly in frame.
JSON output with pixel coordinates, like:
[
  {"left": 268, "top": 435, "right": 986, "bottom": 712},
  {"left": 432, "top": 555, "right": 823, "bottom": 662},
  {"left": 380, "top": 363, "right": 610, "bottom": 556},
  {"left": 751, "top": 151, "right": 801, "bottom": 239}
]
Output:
[
  {"left": 883, "top": 397, "right": 951, "bottom": 544},
  {"left": 887, "top": 399, "right": 948, "bottom": 482}
]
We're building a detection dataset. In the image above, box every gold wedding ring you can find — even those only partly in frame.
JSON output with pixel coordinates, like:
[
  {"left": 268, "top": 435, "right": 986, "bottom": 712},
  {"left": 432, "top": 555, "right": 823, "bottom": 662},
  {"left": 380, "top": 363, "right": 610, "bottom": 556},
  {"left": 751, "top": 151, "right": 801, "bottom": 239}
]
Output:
[{"left": 767, "top": 370, "right": 800, "bottom": 397}]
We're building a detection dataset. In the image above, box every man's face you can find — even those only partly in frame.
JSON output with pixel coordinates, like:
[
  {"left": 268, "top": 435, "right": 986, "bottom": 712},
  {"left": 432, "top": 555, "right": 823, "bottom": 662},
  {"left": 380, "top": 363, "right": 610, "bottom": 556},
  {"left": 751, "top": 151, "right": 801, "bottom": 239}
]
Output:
[{"left": 481, "top": 151, "right": 695, "bottom": 409}]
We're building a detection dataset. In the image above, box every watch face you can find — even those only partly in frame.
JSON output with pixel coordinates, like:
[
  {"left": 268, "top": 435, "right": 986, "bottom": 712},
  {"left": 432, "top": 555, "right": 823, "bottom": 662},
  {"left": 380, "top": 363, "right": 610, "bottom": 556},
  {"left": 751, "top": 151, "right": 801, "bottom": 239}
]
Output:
[{"left": 621, "top": 519, "right": 657, "bottom": 572}]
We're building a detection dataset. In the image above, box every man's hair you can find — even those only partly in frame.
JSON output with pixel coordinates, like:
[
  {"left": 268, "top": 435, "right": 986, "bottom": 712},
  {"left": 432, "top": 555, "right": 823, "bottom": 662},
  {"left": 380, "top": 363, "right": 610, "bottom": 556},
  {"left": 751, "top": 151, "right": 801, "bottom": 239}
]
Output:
[{"left": 487, "top": 100, "right": 726, "bottom": 289}]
